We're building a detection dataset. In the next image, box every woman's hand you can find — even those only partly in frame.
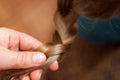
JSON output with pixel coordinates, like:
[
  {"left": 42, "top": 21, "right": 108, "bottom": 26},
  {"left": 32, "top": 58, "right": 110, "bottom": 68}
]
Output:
[{"left": 0, "top": 27, "right": 58, "bottom": 80}]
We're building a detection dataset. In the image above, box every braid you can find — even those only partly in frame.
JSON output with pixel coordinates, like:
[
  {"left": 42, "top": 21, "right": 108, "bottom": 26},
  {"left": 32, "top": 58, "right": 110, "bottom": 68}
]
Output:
[{"left": 0, "top": 3, "right": 77, "bottom": 80}]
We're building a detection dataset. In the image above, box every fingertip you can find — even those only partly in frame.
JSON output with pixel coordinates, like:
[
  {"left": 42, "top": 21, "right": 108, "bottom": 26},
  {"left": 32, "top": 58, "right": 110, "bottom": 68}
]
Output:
[
  {"left": 18, "top": 32, "right": 42, "bottom": 51},
  {"left": 32, "top": 52, "right": 46, "bottom": 64},
  {"left": 30, "top": 69, "right": 43, "bottom": 80},
  {"left": 49, "top": 61, "right": 59, "bottom": 71},
  {"left": 19, "top": 75, "right": 30, "bottom": 80}
]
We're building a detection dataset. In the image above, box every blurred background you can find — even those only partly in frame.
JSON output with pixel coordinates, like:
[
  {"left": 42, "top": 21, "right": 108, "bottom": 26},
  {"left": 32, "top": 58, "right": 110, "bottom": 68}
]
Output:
[{"left": 0, "top": 0, "right": 56, "bottom": 43}]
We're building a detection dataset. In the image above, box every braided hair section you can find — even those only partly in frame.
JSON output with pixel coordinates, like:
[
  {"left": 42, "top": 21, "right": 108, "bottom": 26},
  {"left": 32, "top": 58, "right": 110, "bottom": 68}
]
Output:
[{"left": 0, "top": 10, "right": 77, "bottom": 80}]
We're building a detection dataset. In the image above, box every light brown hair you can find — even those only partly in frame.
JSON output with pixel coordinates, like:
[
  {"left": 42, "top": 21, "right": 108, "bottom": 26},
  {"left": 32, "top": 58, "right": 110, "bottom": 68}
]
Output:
[{"left": 0, "top": 0, "right": 120, "bottom": 80}]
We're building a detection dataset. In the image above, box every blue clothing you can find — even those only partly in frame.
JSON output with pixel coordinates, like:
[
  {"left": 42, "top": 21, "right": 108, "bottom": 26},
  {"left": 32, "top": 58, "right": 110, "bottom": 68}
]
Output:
[{"left": 77, "top": 15, "right": 120, "bottom": 44}]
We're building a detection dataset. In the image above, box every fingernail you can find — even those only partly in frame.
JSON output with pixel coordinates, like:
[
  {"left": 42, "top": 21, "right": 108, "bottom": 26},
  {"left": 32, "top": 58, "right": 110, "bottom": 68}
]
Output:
[{"left": 33, "top": 53, "right": 46, "bottom": 64}]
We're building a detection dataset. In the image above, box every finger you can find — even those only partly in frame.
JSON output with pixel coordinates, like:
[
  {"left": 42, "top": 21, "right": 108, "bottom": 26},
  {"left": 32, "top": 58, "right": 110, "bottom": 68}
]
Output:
[
  {"left": 18, "top": 32, "right": 42, "bottom": 51},
  {"left": 0, "top": 28, "right": 41, "bottom": 51},
  {"left": 49, "top": 61, "right": 59, "bottom": 71},
  {"left": 0, "top": 47, "right": 46, "bottom": 70},
  {"left": 19, "top": 74, "right": 30, "bottom": 80},
  {"left": 8, "top": 31, "right": 40, "bottom": 51},
  {"left": 30, "top": 69, "right": 43, "bottom": 80},
  {"left": 13, "top": 51, "right": 46, "bottom": 69},
  {"left": 8, "top": 32, "right": 19, "bottom": 51}
]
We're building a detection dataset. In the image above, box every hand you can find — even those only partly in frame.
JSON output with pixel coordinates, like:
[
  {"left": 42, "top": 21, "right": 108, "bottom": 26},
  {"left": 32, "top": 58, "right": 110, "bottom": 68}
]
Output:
[{"left": 0, "top": 27, "right": 58, "bottom": 80}]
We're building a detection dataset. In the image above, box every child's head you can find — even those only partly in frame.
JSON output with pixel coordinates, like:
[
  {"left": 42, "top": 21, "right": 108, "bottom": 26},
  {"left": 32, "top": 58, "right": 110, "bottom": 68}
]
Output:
[{"left": 58, "top": 0, "right": 120, "bottom": 19}]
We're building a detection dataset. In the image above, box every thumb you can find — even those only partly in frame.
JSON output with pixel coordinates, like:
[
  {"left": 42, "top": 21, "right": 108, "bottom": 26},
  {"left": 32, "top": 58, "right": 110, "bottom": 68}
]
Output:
[{"left": 0, "top": 47, "right": 46, "bottom": 70}]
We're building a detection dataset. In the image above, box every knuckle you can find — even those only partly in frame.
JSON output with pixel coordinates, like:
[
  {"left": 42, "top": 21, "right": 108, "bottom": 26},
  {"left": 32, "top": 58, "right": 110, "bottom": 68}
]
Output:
[{"left": 16, "top": 53, "right": 28, "bottom": 68}]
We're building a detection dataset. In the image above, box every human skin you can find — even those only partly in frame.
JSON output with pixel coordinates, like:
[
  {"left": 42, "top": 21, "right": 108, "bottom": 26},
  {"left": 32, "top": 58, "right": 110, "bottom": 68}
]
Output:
[
  {"left": 0, "top": 0, "right": 58, "bottom": 79},
  {"left": 0, "top": 28, "right": 58, "bottom": 80}
]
